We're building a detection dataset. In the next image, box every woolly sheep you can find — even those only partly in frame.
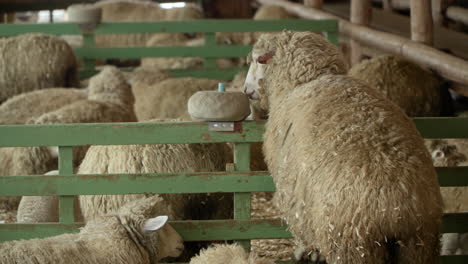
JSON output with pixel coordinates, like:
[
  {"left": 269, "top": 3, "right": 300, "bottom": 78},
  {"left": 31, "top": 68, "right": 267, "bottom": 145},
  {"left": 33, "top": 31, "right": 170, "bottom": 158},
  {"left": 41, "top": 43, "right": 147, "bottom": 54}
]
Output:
[
  {"left": 348, "top": 55, "right": 451, "bottom": 117},
  {"left": 5, "top": 66, "right": 137, "bottom": 176},
  {"left": 134, "top": 77, "right": 220, "bottom": 121},
  {"left": 94, "top": 0, "right": 203, "bottom": 47},
  {"left": 0, "top": 88, "right": 87, "bottom": 125},
  {"left": 0, "top": 33, "right": 79, "bottom": 103},
  {"left": 189, "top": 244, "right": 273, "bottom": 264},
  {"left": 425, "top": 139, "right": 468, "bottom": 255},
  {"left": 17, "top": 170, "right": 83, "bottom": 223},
  {"left": 243, "top": 31, "right": 443, "bottom": 263},
  {"left": 0, "top": 195, "right": 184, "bottom": 263},
  {"left": 253, "top": 5, "right": 297, "bottom": 20},
  {"left": 77, "top": 124, "right": 232, "bottom": 260}
]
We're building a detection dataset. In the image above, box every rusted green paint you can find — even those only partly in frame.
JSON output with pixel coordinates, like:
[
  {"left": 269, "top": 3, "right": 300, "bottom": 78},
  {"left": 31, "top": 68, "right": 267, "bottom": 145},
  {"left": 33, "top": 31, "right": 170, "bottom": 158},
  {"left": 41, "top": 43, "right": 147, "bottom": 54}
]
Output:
[
  {"left": 58, "top": 146, "right": 74, "bottom": 223},
  {"left": 233, "top": 143, "right": 252, "bottom": 250},
  {"left": 0, "top": 172, "right": 275, "bottom": 196}
]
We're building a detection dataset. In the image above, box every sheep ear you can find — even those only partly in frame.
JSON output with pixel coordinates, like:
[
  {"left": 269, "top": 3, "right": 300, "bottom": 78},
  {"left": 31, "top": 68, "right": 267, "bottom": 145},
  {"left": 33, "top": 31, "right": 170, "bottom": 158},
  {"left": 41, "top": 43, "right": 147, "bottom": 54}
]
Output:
[
  {"left": 257, "top": 51, "right": 275, "bottom": 64},
  {"left": 47, "top": 146, "right": 59, "bottom": 158},
  {"left": 143, "top": 216, "right": 168, "bottom": 232}
]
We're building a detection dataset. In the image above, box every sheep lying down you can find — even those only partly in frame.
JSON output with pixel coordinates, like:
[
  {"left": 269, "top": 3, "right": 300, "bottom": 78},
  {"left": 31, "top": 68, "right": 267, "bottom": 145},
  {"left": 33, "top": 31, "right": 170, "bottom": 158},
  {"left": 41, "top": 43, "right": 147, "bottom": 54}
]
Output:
[{"left": 0, "top": 196, "right": 184, "bottom": 264}]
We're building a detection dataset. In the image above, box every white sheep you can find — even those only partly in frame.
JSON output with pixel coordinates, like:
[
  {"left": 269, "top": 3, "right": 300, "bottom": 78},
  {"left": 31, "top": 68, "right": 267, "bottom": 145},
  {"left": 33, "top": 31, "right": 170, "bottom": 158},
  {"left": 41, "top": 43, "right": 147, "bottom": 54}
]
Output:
[
  {"left": 189, "top": 244, "right": 274, "bottom": 264},
  {"left": 0, "top": 33, "right": 79, "bottom": 103},
  {"left": 0, "top": 195, "right": 184, "bottom": 263},
  {"left": 243, "top": 31, "right": 443, "bottom": 263}
]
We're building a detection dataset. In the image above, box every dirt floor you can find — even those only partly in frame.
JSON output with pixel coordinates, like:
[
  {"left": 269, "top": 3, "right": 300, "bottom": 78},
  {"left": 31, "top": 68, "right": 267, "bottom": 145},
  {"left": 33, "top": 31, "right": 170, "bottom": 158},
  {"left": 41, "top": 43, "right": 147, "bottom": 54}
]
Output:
[{"left": 251, "top": 191, "right": 296, "bottom": 261}]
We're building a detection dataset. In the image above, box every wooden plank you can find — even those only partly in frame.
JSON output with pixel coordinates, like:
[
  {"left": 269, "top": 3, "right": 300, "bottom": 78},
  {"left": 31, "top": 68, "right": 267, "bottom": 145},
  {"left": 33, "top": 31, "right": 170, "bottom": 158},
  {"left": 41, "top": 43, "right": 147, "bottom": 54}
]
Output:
[
  {"left": 0, "top": 219, "right": 291, "bottom": 242},
  {"left": 413, "top": 117, "right": 468, "bottom": 138},
  {"left": 0, "top": 121, "right": 266, "bottom": 147},
  {"left": 0, "top": 20, "right": 338, "bottom": 36},
  {"left": 233, "top": 143, "right": 252, "bottom": 250},
  {"left": 75, "top": 46, "right": 252, "bottom": 59},
  {"left": 0, "top": 166, "right": 465, "bottom": 197},
  {"left": 0, "top": 172, "right": 275, "bottom": 196},
  {"left": 410, "top": 0, "right": 434, "bottom": 45},
  {"left": 1, "top": 213, "right": 466, "bottom": 242},
  {"left": 58, "top": 147, "right": 75, "bottom": 223}
]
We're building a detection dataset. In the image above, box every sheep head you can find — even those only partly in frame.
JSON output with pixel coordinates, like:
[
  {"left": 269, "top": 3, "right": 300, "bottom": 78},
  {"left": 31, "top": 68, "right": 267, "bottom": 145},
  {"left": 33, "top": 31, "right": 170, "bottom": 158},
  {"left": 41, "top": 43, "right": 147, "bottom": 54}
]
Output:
[
  {"left": 243, "top": 31, "right": 347, "bottom": 112},
  {"left": 427, "top": 139, "right": 467, "bottom": 167},
  {"left": 118, "top": 195, "right": 184, "bottom": 262}
]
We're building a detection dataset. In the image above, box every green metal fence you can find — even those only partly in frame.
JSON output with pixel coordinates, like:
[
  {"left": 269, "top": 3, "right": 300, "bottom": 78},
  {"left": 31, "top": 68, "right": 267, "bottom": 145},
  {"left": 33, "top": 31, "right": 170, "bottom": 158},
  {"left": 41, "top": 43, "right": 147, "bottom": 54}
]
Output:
[{"left": 0, "top": 20, "right": 467, "bottom": 263}]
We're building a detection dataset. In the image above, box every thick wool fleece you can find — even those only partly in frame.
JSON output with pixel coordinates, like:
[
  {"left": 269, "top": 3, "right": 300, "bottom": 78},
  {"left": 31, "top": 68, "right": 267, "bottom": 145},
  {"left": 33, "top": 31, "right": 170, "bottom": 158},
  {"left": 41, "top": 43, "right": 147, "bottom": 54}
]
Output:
[
  {"left": 253, "top": 31, "right": 443, "bottom": 264},
  {"left": 0, "top": 33, "right": 79, "bottom": 103},
  {"left": 348, "top": 55, "right": 446, "bottom": 117},
  {"left": 189, "top": 244, "right": 274, "bottom": 264},
  {"left": 0, "top": 196, "right": 182, "bottom": 264}
]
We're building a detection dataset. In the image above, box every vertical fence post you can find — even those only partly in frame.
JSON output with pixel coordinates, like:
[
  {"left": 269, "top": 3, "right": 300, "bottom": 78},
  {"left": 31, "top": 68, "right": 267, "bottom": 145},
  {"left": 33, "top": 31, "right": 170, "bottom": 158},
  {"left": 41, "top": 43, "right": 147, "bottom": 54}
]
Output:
[
  {"left": 233, "top": 142, "right": 251, "bottom": 250},
  {"left": 204, "top": 32, "right": 217, "bottom": 70},
  {"left": 82, "top": 32, "right": 96, "bottom": 78},
  {"left": 411, "top": 0, "right": 434, "bottom": 45},
  {"left": 58, "top": 146, "right": 75, "bottom": 223},
  {"left": 304, "top": 0, "right": 323, "bottom": 9},
  {"left": 350, "top": 0, "right": 372, "bottom": 65}
]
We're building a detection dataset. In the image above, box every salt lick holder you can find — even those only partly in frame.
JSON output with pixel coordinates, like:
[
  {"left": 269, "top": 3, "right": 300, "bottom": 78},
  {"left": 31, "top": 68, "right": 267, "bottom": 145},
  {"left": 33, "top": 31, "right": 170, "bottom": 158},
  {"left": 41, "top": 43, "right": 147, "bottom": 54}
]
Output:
[
  {"left": 188, "top": 83, "right": 251, "bottom": 131},
  {"left": 67, "top": 4, "right": 102, "bottom": 32}
]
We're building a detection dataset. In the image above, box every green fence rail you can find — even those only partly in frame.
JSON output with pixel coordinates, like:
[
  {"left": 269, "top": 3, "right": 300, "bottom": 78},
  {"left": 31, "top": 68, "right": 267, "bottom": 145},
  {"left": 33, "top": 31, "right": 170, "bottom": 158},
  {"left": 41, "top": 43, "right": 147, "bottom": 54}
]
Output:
[{"left": 0, "top": 19, "right": 339, "bottom": 79}]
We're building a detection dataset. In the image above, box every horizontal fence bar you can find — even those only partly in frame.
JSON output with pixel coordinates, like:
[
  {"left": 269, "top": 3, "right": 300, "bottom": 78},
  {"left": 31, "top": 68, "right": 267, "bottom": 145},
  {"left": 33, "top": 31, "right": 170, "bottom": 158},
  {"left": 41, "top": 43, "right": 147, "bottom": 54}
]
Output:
[
  {"left": 1, "top": 213, "right": 466, "bottom": 242},
  {"left": 440, "top": 256, "right": 468, "bottom": 264},
  {"left": 75, "top": 46, "right": 252, "bottom": 59},
  {"left": 0, "top": 172, "right": 274, "bottom": 196},
  {"left": 0, "top": 20, "right": 338, "bottom": 37},
  {"left": 0, "top": 121, "right": 265, "bottom": 147},
  {"left": 1, "top": 118, "right": 468, "bottom": 147},
  {"left": 413, "top": 117, "right": 468, "bottom": 138},
  {"left": 0, "top": 167, "right": 464, "bottom": 197}
]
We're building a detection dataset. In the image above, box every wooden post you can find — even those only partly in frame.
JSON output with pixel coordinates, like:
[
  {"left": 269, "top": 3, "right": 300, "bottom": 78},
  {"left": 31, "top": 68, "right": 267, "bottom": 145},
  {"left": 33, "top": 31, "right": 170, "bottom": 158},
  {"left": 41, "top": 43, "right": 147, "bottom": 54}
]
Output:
[
  {"left": 383, "top": 0, "right": 393, "bottom": 11},
  {"left": 410, "top": 0, "right": 434, "bottom": 45},
  {"left": 350, "top": 0, "right": 372, "bottom": 65},
  {"left": 304, "top": 0, "right": 323, "bottom": 9}
]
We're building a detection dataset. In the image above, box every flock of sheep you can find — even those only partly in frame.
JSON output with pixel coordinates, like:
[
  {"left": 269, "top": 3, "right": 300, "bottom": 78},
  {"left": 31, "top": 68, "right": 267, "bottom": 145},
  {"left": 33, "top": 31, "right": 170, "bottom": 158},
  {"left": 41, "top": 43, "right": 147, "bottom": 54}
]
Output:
[{"left": 0, "top": 0, "right": 467, "bottom": 263}]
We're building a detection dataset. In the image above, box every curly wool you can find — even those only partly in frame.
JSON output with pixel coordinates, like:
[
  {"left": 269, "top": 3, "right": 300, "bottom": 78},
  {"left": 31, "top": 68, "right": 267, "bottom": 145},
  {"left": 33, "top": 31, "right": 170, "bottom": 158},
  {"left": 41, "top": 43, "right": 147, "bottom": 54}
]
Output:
[
  {"left": 0, "top": 33, "right": 79, "bottom": 103},
  {"left": 134, "top": 77, "right": 220, "bottom": 121},
  {"left": 348, "top": 55, "right": 445, "bottom": 117},
  {"left": 254, "top": 31, "right": 442, "bottom": 264},
  {"left": 1, "top": 196, "right": 180, "bottom": 264},
  {"left": 189, "top": 244, "right": 273, "bottom": 264},
  {"left": 0, "top": 88, "right": 87, "bottom": 125}
]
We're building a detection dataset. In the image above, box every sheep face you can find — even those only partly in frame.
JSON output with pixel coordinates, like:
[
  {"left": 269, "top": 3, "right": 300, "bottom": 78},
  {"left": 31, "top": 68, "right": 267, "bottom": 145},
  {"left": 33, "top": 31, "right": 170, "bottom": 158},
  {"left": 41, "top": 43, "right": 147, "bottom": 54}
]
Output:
[
  {"left": 243, "top": 50, "right": 274, "bottom": 110},
  {"left": 142, "top": 216, "right": 185, "bottom": 260},
  {"left": 427, "top": 139, "right": 466, "bottom": 167}
]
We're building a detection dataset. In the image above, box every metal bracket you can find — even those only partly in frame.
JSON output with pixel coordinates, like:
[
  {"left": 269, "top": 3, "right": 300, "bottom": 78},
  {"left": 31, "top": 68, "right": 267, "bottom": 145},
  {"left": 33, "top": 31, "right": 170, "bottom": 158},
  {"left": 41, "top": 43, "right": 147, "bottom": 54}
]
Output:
[{"left": 208, "top": 122, "right": 235, "bottom": 132}]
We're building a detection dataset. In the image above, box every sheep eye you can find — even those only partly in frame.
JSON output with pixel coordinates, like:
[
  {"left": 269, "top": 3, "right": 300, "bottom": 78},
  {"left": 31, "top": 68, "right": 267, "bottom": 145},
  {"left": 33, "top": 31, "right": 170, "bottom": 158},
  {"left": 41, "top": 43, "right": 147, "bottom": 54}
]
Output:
[{"left": 223, "top": 39, "right": 232, "bottom": 45}]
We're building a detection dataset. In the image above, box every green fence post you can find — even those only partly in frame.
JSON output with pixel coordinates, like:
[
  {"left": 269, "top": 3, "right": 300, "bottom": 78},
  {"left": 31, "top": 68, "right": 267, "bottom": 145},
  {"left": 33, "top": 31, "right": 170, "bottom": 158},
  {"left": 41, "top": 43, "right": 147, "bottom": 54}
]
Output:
[
  {"left": 327, "top": 31, "right": 339, "bottom": 46},
  {"left": 204, "top": 32, "right": 217, "bottom": 69},
  {"left": 233, "top": 142, "right": 252, "bottom": 250},
  {"left": 80, "top": 32, "right": 97, "bottom": 79},
  {"left": 58, "top": 146, "right": 75, "bottom": 223}
]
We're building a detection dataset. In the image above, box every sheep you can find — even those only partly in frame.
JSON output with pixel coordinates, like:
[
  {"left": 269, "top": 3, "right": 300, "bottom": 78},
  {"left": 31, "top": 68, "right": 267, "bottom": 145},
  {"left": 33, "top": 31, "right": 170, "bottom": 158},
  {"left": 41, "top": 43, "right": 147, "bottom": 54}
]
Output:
[
  {"left": 16, "top": 170, "right": 83, "bottom": 223},
  {"left": 1, "top": 66, "right": 135, "bottom": 177},
  {"left": 93, "top": 0, "right": 203, "bottom": 47},
  {"left": 243, "top": 31, "right": 443, "bottom": 263},
  {"left": 189, "top": 244, "right": 274, "bottom": 264},
  {"left": 0, "top": 195, "right": 185, "bottom": 263},
  {"left": 0, "top": 33, "right": 79, "bottom": 103},
  {"left": 253, "top": 5, "right": 297, "bottom": 20},
  {"left": 77, "top": 124, "right": 232, "bottom": 260},
  {"left": 425, "top": 139, "right": 468, "bottom": 255},
  {"left": 348, "top": 55, "right": 452, "bottom": 117},
  {"left": 0, "top": 88, "right": 87, "bottom": 125},
  {"left": 134, "top": 77, "right": 220, "bottom": 121}
]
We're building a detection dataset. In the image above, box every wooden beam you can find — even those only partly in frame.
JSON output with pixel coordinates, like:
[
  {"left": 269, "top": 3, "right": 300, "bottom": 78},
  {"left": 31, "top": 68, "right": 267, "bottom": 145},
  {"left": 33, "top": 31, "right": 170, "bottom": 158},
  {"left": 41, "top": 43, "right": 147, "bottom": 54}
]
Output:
[
  {"left": 258, "top": 0, "right": 468, "bottom": 87},
  {"left": 304, "top": 0, "right": 323, "bottom": 9},
  {"left": 383, "top": 0, "right": 393, "bottom": 11},
  {"left": 350, "top": 0, "right": 372, "bottom": 65},
  {"left": 446, "top": 6, "right": 468, "bottom": 26},
  {"left": 410, "top": 0, "right": 434, "bottom": 45}
]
